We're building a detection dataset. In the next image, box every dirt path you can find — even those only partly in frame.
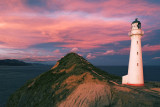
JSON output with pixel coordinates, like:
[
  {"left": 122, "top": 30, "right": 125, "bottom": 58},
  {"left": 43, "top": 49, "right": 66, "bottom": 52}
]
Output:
[{"left": 91, "top": 70, "right": 119, "bottom": 85}]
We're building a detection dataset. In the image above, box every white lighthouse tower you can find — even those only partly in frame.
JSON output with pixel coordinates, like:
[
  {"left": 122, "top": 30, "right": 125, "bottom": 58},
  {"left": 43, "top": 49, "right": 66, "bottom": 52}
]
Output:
[{"left": 122, "top": 18, "right": 144, "bottom": 86}]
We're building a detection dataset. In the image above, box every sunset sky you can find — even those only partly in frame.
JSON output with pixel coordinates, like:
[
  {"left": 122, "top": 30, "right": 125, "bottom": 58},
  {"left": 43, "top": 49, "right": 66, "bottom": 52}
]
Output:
[{"left": 0, "top": 0, "right": 160, "bottom": 65}]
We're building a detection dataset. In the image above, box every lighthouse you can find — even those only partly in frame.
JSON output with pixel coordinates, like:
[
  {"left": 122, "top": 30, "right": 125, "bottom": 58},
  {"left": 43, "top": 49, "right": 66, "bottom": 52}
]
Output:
[{"left": 122, "top": 18, "right": 144, "bottom": 86}]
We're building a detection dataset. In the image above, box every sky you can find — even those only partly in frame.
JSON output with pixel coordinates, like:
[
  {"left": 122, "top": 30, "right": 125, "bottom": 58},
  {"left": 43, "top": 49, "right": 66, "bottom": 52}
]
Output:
[{"left": 0, "top": 0, "right": 160, "bottom": 65}]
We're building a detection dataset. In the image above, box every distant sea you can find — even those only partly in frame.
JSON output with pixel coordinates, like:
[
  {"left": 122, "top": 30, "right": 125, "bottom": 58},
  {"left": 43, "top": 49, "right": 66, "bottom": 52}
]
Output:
[{"left": 0, "top": 65, "right": 160, "bottom": 106}]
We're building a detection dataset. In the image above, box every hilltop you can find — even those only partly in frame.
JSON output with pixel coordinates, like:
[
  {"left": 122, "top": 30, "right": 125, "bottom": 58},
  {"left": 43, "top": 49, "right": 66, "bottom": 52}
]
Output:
[{"left": 7, "top": 53, "right": 160, "bottom": 107}]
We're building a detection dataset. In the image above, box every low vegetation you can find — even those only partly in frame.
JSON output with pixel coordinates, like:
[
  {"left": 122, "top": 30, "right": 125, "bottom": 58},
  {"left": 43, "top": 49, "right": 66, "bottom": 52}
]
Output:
[{"left": 6, "top": 53, "right": 160, "bottom": 107}]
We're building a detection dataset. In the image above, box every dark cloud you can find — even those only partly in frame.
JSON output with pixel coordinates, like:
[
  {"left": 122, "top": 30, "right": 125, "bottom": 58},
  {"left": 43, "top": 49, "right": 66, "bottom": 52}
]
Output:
[
  {"left": 99, "top": 40, "right": 130, "bottom": 50},
  {"left": 143, "top": 52, "right": 160, "bottom": 65},
  {"left": 0, "top": 41, "right": 5, "bottom": 44},
  {"left": 89, "top": 54, "right": 129, "bottom": 66},
  {"left": 142, "top": 29, "right": 160, "bottom": 46},
  {"left": 26, "top": 0, "right": 46, "bottom": 7},
  {"left": 146, "top": 0, "right": 160, "bottom": 4}
]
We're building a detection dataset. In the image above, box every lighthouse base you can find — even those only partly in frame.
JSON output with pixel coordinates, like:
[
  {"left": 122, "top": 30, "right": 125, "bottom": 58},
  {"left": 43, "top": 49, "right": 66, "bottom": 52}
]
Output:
[
  {"left": 122, "top": 75, "right": 144, "bottom": 86},
  {"left": 122, "top": 83, "right": 144, "bottom": 86},
  {"left": 127, "top": 83, "right": 144, "bottom": 86}
]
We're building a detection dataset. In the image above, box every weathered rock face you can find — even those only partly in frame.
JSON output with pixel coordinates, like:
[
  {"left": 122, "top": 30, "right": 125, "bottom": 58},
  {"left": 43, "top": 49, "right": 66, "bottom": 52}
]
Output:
[{"left": 6, "top": 53, "right": 160, "bottom": 107}]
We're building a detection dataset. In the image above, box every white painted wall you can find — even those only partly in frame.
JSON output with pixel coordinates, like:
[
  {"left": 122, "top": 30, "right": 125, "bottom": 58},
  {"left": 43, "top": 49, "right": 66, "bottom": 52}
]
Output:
[
  {"left": 128, "top": 34, "right": 144, "bottom": 84},
  {"left": 122, "top": 75, "right": 128, "bottom": 84}
]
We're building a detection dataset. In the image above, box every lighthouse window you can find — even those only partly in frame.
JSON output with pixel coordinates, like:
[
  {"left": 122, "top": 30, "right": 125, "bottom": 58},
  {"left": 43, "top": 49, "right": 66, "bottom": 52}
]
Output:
[
  {"left": 137, "top": 63, "right": 138, "bottom": 66},
  {"left": 137, "top": 41, "right": 138, "bottom": 44},
  {"left": 137, "top": 52, "right": 138, "bottom": 55}
]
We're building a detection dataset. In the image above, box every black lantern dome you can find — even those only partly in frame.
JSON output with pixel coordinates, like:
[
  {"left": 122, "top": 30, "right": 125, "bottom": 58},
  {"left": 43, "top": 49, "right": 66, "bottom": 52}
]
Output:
[{"left": 132, "top": 18, "right": 141, "bottom": 29}]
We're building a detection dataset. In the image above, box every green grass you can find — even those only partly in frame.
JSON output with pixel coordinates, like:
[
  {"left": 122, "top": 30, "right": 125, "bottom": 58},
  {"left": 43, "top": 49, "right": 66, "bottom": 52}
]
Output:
[{"left": 6, "top": 52, "right": 122, "bottom": 107}]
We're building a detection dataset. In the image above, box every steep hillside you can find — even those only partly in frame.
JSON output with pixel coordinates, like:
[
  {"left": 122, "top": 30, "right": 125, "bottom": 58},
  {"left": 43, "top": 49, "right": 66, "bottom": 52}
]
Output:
[{"left": 6, "top": 53, "right": 160, "bottom": 107}]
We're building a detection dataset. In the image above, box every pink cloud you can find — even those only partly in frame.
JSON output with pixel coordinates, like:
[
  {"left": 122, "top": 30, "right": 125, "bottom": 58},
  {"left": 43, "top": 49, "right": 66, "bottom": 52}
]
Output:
[
  {"left": 152, "top": 57, "right": 160, "bottom": 59},
  {"left": 86, "top": 53, "right": 96, "bottom": 59},
  {"left": 103, "top": 50, "right": 115, "bottom": 55},
  {"left": 46, "top": 0, "right": 160, "bottom": 18},
  {"left": 0, "top": 14, "right": 130, "bottom": 49},
  {"left": 2, "top": 0, "right": 157, "bottom": 18},
  {"left": 71, "top": 47, "right": 79, "bottom": 52},
  {"left": 53, "top": 49, "right": 60, "bottom": 53},
  {"left": 0, "top": 0, "right": 160, "bottom": 62},
  {"left": 0, "top": 0, "right": 159, "bottom": 50},
  {"left": 94, "top": 48, "right": 130, "bottom": 56},
  {"left": 0, "top": 0, "right": 36, "bottom": 16},
  {"left": 143, "top": 44, "right": 160, "bottom": 51},
  {"left": 118, "top": 48, "right": 130, "bottom": 55}
]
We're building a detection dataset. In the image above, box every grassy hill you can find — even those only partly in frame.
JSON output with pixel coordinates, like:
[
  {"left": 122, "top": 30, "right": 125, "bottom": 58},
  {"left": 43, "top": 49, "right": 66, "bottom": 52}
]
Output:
[{"left": 6, "top": 53, "right": 160, "bottom": 107}]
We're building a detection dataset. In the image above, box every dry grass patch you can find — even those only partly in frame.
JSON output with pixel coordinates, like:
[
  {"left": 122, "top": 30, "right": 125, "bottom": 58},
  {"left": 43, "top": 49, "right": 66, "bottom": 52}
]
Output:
[
  {"left": 28, "top": 80, "right": 35, "bottom": 88},
  {"left": 66, "top": 64, "right": 76, "bottom": 73},
  {"left": 151, "top": 88, "right": 160, "bottom": 92},
  {"left": 51, "top": 62, "right": 59, "bottom": 70},
  {"left": 58, "top": 83, "right": 111, "bottom": 107},
  {"left": 113, "top": 86, "right": 131, "bottom": 92},
  {"left": 150, "top": 88, "right": 160, "bottom": 95},
  {"left": 53, "top": 72, "right": 86, "bottom": 95},
  {"left": 60, "top": 69, "right": 65, "bottom": 73},
  {"left": 52, "top": 83, "right": 59, "bottom": 90}
]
